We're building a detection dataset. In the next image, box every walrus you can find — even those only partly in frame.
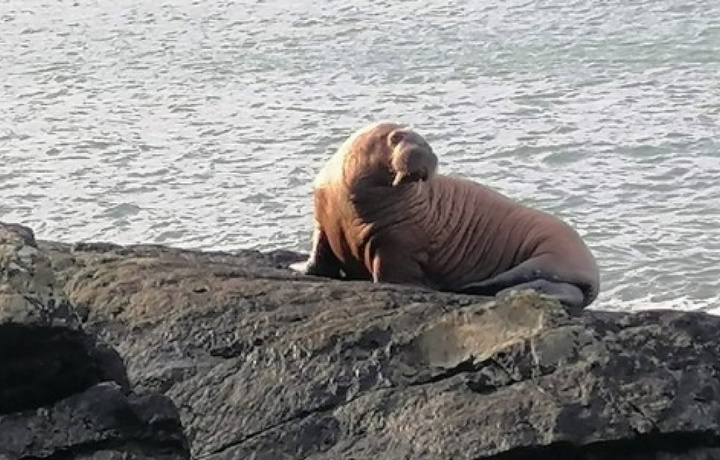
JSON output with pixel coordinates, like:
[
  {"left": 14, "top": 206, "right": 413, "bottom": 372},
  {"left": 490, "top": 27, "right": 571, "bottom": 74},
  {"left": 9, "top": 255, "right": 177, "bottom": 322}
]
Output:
[{"left": 290, "top": 121, "right": 600, "bottom": 309}]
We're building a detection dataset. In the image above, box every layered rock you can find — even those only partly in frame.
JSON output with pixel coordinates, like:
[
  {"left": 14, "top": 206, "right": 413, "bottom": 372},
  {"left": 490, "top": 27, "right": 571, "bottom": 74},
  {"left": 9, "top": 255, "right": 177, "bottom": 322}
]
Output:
[
  {"left": 0, "top": 222, "right": 189, "bottom": 459},
  {"left": 37, "top": 234, "right": 720, "bottom": 459}
]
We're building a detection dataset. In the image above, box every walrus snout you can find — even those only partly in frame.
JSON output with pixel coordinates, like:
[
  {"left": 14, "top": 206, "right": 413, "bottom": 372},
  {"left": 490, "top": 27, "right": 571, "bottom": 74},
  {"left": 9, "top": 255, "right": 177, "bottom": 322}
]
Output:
[{"left": 391, "top": 146, "right": 438, "bottom": 186}]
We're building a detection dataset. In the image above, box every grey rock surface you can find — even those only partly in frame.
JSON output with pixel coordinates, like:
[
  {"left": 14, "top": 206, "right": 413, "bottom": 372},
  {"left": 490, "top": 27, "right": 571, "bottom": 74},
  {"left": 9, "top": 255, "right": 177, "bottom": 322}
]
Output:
[
  {"left": 0, "top": 382, "right": 187, "bottom": 460},
  {"left": 0, "top": 222, "right": 190, "bottom": 459},
  {"left": 37, "top": 234, "right": 720, "bottom": 459}
]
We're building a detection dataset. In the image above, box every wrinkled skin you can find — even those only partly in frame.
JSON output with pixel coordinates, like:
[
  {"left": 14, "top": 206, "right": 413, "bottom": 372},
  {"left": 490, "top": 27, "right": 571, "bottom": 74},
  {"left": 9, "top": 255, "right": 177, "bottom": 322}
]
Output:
[{"left": 290, "top": 121, "right": 600, "bottom": 309}]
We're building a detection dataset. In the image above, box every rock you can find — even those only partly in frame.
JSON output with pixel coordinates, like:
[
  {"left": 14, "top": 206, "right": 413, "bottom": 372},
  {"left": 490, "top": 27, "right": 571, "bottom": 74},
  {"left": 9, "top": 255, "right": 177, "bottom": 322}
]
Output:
[
  {"left": 38, "top": 233, "right": 720, "bottom": 459},
  {"left": 0, "top": 222, "right": 128, "bottom": 414},
  {"left": 0, "top": 382, "right": 187, "bottom": 460},
  {"left": 0, "top": 222, "right": 190, "bottom": 459}
]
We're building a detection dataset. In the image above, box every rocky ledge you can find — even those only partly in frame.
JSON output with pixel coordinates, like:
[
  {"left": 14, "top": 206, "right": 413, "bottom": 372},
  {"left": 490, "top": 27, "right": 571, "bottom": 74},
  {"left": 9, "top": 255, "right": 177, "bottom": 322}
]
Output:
[
  {"left": 0, "top": 223, "right": 189, "bottom": 459},
  {"left": 2, "top": 221, "right": 720, "bottom": 459}
]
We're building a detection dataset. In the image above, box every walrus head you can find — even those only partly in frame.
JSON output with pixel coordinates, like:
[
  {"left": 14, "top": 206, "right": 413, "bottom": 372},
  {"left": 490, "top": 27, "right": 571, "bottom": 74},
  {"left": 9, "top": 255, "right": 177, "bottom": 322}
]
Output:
[
  {"left": 329, "top": 121, "right": 438, "bottom": 190},
  {"left": 386, "top": 127, "right": 438, "bottom": 186}
]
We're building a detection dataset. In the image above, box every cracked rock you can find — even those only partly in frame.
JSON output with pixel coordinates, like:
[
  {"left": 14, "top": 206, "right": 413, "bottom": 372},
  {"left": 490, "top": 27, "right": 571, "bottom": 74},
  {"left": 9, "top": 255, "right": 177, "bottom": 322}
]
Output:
[
  {"left": 0, "top": 382, "right": 188, "bottom": 459},
  {"left": 36, "top": 229, "right": 720, "bottom": 459}
]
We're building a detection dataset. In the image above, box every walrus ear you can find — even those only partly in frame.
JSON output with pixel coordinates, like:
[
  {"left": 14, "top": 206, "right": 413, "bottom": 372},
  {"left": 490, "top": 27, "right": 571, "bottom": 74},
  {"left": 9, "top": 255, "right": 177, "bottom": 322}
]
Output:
[{"left": 388, "top": 130, "right": 405, "bottom": 147}]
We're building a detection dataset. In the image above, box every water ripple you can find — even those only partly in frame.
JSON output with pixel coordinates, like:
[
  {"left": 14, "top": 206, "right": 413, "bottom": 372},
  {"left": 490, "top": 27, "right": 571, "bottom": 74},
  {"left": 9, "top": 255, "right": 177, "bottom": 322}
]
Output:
[{"left": 1, "top": 0, "right": 719, "bottom": 312}]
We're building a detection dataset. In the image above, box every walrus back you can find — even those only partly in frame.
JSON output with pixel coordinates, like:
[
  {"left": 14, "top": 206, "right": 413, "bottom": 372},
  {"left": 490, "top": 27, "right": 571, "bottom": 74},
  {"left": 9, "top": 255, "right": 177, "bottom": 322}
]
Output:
[
  {"left": 420, "top": 175, "right": 597, "bottom": 294},
  {"left": 418, "top": 176, "right": 527, "bottom": 287}
]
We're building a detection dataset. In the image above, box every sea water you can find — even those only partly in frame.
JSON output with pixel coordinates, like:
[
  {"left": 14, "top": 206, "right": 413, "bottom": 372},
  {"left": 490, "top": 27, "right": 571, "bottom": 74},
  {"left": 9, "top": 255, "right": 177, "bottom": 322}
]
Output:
[{"left": 1, "top": 0, "right": 718, "bottom": 312}]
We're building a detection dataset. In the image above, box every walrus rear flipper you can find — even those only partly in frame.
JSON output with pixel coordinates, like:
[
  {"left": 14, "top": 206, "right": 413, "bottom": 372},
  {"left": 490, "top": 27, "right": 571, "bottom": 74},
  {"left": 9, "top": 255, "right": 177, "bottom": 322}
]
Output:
[
  {"left": 455, "top": 258, "right": 590, "bottom": 310},
  {"left": 459, "top": 278, "right": 586, "bottom": 311}
]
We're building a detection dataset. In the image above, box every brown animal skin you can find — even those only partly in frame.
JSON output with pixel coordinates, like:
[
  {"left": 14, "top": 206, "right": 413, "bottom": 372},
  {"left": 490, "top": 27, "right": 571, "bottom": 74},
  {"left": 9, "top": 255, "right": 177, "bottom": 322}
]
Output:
[{"left": 290, "top": 121, "right": 601, "bottom": 309}]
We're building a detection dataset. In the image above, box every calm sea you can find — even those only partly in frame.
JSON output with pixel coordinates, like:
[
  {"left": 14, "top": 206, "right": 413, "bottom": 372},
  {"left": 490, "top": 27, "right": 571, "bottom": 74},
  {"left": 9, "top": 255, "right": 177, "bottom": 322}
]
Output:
[{"left": 1, "top": 0, "right": 719, "bottom": 312}]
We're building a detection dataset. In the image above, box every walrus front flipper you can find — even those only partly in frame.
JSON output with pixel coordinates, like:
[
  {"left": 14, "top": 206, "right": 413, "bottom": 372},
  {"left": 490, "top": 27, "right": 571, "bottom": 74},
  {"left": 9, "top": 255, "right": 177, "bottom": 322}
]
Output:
[
  {"left": 289, "top": 228, "right": 345, "bottom": 279},
  {"left": 495, "top": 280, "right": 585, "bottom": 311},
  {"left": 371, "top": 248, "right": 432, "bottom": 289}
]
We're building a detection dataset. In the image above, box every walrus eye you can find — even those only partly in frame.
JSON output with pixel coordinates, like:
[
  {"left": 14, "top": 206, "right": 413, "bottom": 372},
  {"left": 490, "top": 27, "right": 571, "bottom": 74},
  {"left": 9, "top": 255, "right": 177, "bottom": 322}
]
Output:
[{"left": 388, "top": 131, "right": 405, "bottom": 147}]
